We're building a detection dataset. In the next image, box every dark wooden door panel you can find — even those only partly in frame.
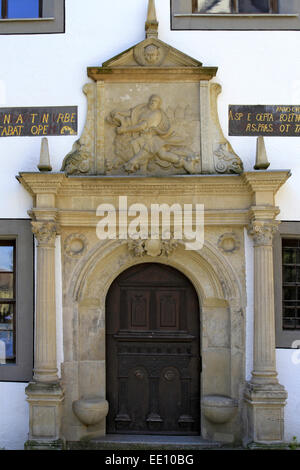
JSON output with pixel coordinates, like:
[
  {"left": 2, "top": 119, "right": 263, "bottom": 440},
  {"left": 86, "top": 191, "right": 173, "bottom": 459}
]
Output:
[{"left": 106, "top": 263, "right": 200, "bottom": 435}]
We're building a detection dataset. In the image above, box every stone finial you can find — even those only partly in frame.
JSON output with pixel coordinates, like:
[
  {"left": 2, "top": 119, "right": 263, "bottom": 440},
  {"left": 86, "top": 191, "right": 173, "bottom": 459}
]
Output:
[
  {"left": 254, "top": 136, "right": 270, "bottom": 170},
  {"left": 145, "top": 0, "right": 158, "bottom": 39},
  {"left": 38, "top": 137, "right": 52, "bottom": 172}
]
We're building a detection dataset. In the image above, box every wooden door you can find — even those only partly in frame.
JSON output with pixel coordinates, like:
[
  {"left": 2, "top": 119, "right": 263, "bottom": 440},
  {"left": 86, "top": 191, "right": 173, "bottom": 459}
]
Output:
[{"left": 106, "top": 263, "right": 200, "bottom": 435}]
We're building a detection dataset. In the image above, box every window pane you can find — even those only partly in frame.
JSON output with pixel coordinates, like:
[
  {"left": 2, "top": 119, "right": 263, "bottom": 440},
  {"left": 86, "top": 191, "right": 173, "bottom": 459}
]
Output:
[
  {"left": 197, "top": 1, "right": 232, "bottom": 13},
  {"left": 0, "top": 273, "right": 13, "bottom": 299},
  {"left": 283, "top": 247, "right": 297, "bottom": 264},
  {"left": 238, "top": 0, "right": 270, "bottom": 13},
  {"left": 283, "top": 286, "right": 297, "bottom": 301},
  {"left": 0, "top": 304, "right": 15, "bottom": 363},
  {"left": 0, "top": 246, "right": 13, "bottom": 272},
  {"left": 282, "top": 238, "right": 300, "bottom": 248},
  {"left": 7, "top": 0, "right": 40, "bottom": 19},
  {"left": 283, "top": 266, "right": 296, "bottom": 283}
]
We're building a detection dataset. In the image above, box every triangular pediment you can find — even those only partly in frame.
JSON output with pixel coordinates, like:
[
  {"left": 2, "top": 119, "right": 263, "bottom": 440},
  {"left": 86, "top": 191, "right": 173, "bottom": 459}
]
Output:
[{"left": 102, "top": 37, "right": 203, "bottom": 69}]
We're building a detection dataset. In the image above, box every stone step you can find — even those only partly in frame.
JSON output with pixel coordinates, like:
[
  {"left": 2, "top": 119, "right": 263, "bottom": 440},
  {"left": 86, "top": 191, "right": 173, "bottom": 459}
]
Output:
[{"left": 67, "top": 434, "right": 223, "bottom": 451}]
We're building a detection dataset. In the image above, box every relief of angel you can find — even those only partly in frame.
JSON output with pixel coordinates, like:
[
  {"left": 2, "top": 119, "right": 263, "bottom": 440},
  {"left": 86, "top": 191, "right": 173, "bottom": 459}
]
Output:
[{"left": 106, "top": 94, "right": 199, "bottom": 174}]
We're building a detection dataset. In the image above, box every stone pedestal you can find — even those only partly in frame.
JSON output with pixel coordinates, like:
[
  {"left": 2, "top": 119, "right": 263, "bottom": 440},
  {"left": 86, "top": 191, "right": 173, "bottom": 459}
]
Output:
[
  {"left": 25, "top": 382, "right": 64, "bottom": 449},
  {"left": 245, "top": 383, "right": 287, "bottom": 444},
  {"left": 245, "top": 212, "right": 287, "bottom": 444}
]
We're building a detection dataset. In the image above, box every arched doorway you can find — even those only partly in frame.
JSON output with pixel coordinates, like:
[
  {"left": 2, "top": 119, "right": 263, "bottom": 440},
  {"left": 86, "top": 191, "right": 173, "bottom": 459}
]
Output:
[{"left": 106, "top": 263, "right": 201, "bottom": 435}]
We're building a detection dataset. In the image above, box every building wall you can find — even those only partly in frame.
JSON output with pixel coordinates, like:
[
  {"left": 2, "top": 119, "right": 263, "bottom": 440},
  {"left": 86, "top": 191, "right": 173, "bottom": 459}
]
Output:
[{"left": 0, "top": 0, "right": 299, "bottom": 448}]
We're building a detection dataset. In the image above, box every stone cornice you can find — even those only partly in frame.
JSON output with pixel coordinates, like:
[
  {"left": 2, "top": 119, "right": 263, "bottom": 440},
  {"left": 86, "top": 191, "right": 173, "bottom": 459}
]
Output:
[
  {"left": 242, "top": 170, "right": 291, "bottom": 195},
  {"left": 17, "top": 172, "right": 290, "bottom": 230},
  {"left": 87, "top": 66, "right": 218, "bottom": 83},
  {"left": 18, "top": 172, "right": 291, "bottom": 198},
  {"left": 17, "top": 172, "right": 66, "bottom": 196},
  {"left": 18, "top": 173, "right": 249, "bottom": 197}
]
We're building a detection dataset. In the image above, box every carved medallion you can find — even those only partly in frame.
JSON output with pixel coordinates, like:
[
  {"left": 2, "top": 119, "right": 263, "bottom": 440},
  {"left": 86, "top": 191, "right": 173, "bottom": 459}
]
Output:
[
  {"left": 133, "top": 41, "right": 166, "bottom": 66},
  {"left": 218, "top": 233, "right": 240, "bottom": 254},
  {"left": 64, "top": 233, "right": 88, "bottom": 258}
]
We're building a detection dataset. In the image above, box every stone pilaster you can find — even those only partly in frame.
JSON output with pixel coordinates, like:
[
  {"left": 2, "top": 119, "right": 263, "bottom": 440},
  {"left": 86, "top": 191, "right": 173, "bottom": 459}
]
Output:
[
  {"left": 31, "top": 220, "right": 59, "bottom": 383},
  {"left": 245, "top": 214, "right": 287, "bottom": 444},
  {"left": 25, "top": 219, "right": 64, "bottom": 449}
]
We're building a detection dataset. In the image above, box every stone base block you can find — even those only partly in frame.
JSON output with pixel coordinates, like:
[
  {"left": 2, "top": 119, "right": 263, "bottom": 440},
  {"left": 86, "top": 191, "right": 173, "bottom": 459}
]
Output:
[
  {"left": 24, "top": 439, "right": 65, "bottom": 450},
  {"left": 244, "top": 382, "right": 287, "bottom": 444},
  {"left": 25, "top": 382, "right": 64, "bottom": 444}
]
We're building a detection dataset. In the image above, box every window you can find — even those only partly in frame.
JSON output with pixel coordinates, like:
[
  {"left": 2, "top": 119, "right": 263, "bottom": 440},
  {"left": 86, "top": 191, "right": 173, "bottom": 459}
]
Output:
[
  {"left": 274, "top": 222, "right": 300, "bottom": 348},
  {"left": 171, "top": 0, "right": 300, "bottom": 30},
  {"left": 0, "top": 0, "right": 65, "bottom": 34},
  {"left": 193, "top": 0, "right": 277, "bottom": 14},
  {"left": 0, "top": 241, "right": 16, "bottom": 364},
  {"left": 1, "top": 0, "right": 42, "bottom": 19},
  {"left": 0, "top": 220, "right": 33, "bottom": 381},
  {"left": 281, "top": 239, "right": 300, "bottom": 331}
]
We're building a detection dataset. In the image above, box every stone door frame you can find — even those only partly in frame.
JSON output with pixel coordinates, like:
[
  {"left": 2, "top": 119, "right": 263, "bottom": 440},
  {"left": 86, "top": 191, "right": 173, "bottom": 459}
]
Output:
[
  {"left": 61, "top": 237, "right": 244, "bottom": 443},
  {"left": 18, "top": 171, "right": 290, "bottom": 447}
]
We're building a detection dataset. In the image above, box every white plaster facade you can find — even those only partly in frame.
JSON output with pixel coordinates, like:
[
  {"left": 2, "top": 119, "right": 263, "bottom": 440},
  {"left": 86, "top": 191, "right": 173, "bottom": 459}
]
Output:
[{"left": 0, "top": 0, "right": 299, "bottom": 449}]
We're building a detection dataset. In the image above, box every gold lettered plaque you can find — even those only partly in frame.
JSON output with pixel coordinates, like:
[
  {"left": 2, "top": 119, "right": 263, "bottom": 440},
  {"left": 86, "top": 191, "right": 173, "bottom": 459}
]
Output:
[
  {"left": 229, "top": 105, "right": 300, "bottom": 136},
  {"left": 0, "top": 106, "right": 77, "bottom": 137}
]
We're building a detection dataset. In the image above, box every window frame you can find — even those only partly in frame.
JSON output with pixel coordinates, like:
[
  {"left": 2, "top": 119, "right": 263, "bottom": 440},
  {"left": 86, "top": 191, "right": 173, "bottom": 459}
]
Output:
[
  {"left": 0, "top": 0, "right": 65, "bottom": 35},
  {"left": 0, "top": 220, "right": 34, "bottom": 382},
  {"left": 171, "top": 0, "right": 300, "bottom": 31},
  {"left": 274, "top": 221, "right": 300, "bottom": 348}
]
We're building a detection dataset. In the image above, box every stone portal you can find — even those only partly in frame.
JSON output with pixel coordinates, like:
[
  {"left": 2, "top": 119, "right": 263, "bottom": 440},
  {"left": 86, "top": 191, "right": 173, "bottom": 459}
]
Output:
[{"left": 20, "top": 0, "right": 289, "bottom": 449}]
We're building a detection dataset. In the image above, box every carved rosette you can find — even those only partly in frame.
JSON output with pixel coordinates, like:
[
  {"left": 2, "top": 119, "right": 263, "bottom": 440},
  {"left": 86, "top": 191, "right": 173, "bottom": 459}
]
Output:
[
  {"left": 31, "top": 221, "right": 58, "bottom": 247},
  {"left": 248, "top": 220, "right": 279, "bottom": 247},
  {"left": 128, "top": 238, "right": 178, "bottom": 258}
]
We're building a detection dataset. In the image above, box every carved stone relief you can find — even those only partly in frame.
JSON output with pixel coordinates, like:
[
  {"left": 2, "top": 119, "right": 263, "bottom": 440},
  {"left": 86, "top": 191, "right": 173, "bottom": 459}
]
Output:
[
  {"left": 128, "top": 238, "right": 178, "bottom": 258},
  {"left": 106, "top": 94, "right": 200, "bottom": 175}
]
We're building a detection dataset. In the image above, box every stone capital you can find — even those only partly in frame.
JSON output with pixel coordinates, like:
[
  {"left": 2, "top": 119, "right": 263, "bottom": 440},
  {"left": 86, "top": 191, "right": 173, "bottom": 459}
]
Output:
[
  {"left": 247, "top": 219, "right": 279, "bottom": 247},
  {"left": 31, "top": 221, "right": 59, "bottom": 247}
]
